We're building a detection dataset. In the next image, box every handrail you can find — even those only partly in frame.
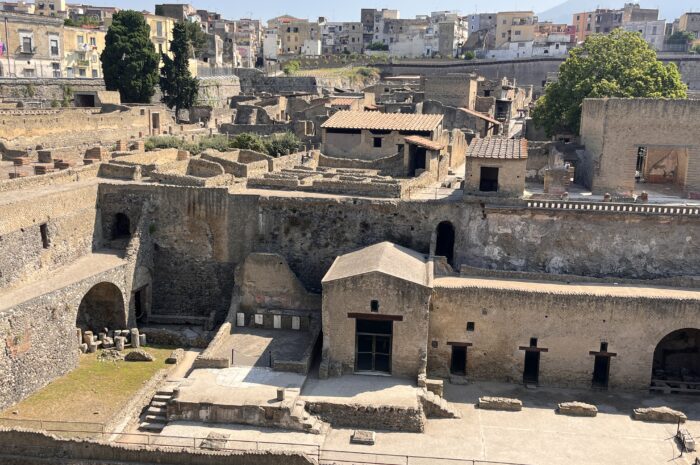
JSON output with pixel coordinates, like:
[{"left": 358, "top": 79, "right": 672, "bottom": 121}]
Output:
[{"left": 527, "top": 200, "right": 700, "bottom": 217}]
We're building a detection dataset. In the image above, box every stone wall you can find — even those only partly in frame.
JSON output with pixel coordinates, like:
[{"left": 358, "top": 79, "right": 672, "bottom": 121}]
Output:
[
  {"left": 306, "top": 401, "right": 425, "bottom": 432},
  {"left": 233, "top": 68, "right": 319, "bottom": 95},
  {"left": 0, "top": 77, "right": 105, "bottom": 102},
  {"left": 429, "top": 278, "right": 700, "bottom": 389},
  {"left": 0, "top": 429, "right": 314, "bottom": 465},
  {"left": 197, "top": 77, "right": 241, "bottom": 108}
]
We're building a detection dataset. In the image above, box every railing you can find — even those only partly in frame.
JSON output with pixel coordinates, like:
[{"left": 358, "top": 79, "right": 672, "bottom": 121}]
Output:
[
  {"left": 527, "top": 200, "right": 700, "bottom": 217},
  {"left": 405, "top": 186, "right": 463, "bottom": 200},
  {"left": 0, "top": 419, "right": 533, "bottom": 465}
]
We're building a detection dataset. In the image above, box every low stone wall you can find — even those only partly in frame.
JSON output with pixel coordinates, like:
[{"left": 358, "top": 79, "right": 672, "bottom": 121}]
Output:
[
  {"left": 477, "top": 397, "right": 522, "bottom": 411},
  {"left": 200, "top": 151, "right": 269, "bottom": 178},
  {"left": 305, "top": 401, "right": 425, "bottom": 432},
  {"left": 317, "top": 152, "right": 405, "bottom": 177},
  {"left": 270, "top": 152, "right": 304, "bottom": 172},
  {"left": 98, "top": 163, "right": 141, "bottom": 181},
  {"left": 0, "top": 163, "right": 99, "bottom": 193},
  {"left": 0, "top": 429, "right": 314, "bottom": 465},
  {"left": 220, "top": 123, "right": 293, "bottom": 136}
]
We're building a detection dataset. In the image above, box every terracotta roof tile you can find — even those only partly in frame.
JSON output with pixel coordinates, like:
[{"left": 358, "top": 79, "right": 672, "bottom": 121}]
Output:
[
  {"left": 330, "top": 98, "right": 360, "bottom": 106},
  {"left": 404, "top": 135, "right": 444, "bottom": 151},
  {"left": 321, "top": 111, "right": 442, "bottom": 132},
  {"left": 467, "top": 138, "right": 528, "bottom": 160},
  {"left": 459, "top": 107, "right": 501, "bottom": 126}
]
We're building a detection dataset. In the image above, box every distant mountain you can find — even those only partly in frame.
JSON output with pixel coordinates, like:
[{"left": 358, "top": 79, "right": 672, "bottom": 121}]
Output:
[{"left": 538, "top": 0, "right": 698, "bottom": 24}]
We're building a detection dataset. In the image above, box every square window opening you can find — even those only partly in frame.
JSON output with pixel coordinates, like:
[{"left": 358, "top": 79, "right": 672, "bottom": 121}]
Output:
[
  {"left": 373, "top": 137, "right": 382, "bottom": 148},
  {"left": 370, "top": 300, "right": 379, "bottom": 312},
  {"left": 467, "top": 322, "right": 475, "bottom": 332},
  {"left": 40, "top": 223, "right": 49, "bottom": 248}
]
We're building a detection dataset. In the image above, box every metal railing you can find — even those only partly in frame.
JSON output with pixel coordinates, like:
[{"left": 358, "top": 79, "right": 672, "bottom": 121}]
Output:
[
  {"left": 0, "top": 419, "right": 534, "bottom": 465},
  {"left": 527, "top": 200, "right": 700, "bottom": 216}
]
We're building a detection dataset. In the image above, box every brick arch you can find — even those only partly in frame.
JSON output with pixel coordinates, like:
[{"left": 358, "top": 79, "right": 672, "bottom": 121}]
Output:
[
  {"left": 76, "top": 282, "right": 127, "bottom": 332},
  {"left": 651, "top": 328, "right": 700, "bottom": 383}
]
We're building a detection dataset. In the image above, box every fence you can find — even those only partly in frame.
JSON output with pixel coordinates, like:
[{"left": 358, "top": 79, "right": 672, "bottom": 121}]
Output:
[
  {"left": 526, "top": 200, "right": 700, "bottom": 216},
  {"left": 405, "top": 187, "right": 463, "bottom": 200},
  {"left": 0, "top": 419, "right": 533, "bottom": 465}
]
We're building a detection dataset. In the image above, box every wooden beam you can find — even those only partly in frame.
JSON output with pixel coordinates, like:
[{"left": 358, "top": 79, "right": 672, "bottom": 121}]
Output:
[
  {"left": 347, "top": 313, "right": 403, "bottom": 322},
  {"left": 447, "top": 341, "right": 473, "bottom": 347},
  {"left": 519, "top": 346, "right": 549, "bottom": 352}
]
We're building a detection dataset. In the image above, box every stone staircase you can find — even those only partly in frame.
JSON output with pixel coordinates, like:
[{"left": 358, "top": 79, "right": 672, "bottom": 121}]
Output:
[
  {"left": 418, "top": 389, "right": 462, "bottom": 419},
  {"left": 287, "top": 399, "right": 330, "bottom": 435},
  {"left": 138, "top": 382, "right": 179, "bottom": 433}
]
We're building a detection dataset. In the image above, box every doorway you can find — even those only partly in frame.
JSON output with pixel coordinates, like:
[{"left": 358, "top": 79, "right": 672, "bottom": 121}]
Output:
[
  {"left": 151, "top": 112, "right": 161, "bottom": 133},
  {"left": 592, "top": 355, "right": 610, "bottom": 389},
  {"left": 435, "top": 221, "right": 456, "bottom": 266},
  {"left": 523, "top": 351, "right": 540, "bottom": 384},
  {"left": 355, "top": 319, "right": 392, "bottom": 374},
  {"left": 450, "top": 345, "right": 467, "bottom": 376}
]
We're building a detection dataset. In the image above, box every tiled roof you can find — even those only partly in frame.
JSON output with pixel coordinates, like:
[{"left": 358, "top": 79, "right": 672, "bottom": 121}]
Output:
[
  {"left": 322, "top": 242, "right": 430, "bottom": 286},
  {"left": 321, "top": 111, "right": 442, "bottom": 132},
  {"left": 329, "top": 98, "right": 360, "bottom": 106},
  {"left": 467, "top": 138, "right": 528, "bottom": 160},
  {"left": 404, "top": 135, "right": 444, "bottom": 151},
  {"left": 459, "top": 107, "right": 501, "bottom": 126}
]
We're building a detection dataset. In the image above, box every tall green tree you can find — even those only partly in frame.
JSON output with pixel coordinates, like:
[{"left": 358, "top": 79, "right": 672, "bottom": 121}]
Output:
[
  {"left": 532, "top": 29, "right": 687, "bottom": 137},
  {"left": 182, "top": 21, "right": 209, "bottom": 59},
  {"left": 100, "top": 10, "right": 160, "bottom": 103},
  {"left": 159, "top": 22, "right": 199, "bottom": 121}
]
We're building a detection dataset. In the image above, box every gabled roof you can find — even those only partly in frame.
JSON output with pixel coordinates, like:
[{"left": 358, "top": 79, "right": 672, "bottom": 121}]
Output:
[
  {"left": 467, "top": 138, "right": 528, "bottom": 159},
  {"left": 322, "top": 242, "right": 430, "bottom": 286},
  {"left": 321, "top": 111, "right": 442, "bottom": 132},
  {"left": 404, "top": 135, "right": 444, "bottom": 151}
]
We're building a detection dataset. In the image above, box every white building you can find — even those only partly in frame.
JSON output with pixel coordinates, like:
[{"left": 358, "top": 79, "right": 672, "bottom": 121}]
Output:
[{"left": 621, "top": 20, "right": 666, "bottom": 51}]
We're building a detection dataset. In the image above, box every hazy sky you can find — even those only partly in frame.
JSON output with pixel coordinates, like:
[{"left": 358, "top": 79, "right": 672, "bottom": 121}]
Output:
[{"left": 90, "top": 0, "right": 567, "bottom": 21}]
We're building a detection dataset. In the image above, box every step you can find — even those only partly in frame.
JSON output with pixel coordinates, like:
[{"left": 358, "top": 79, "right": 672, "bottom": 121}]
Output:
[
  {"left": 139, "top": 421, "right": 164, "bottom": 432},
  {"left": 147, "top": 406, "right": 167, "bottom": 415},
  {"left": 144, "top": 414, "right": 167, "bottom": 423},
  {"left": 152, "top": 394, "right": 172, "bottom": 402},
  {"left": 151, "top": 401, "right": 167, "bottom": 408}
]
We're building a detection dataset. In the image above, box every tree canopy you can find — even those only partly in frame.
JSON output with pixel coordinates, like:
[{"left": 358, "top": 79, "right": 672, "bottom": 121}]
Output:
[
  {"left": 100, "top": 10, "right": 160, "bottom": 103},
  {"left": 182, "top": 21, "right": 209, "bottom": 59},
  {"left": 532, "top": 29, "right": 687, "bottom": 136},
  {"left": 159, "top": 22, "right": 199, "bottom": 120}
]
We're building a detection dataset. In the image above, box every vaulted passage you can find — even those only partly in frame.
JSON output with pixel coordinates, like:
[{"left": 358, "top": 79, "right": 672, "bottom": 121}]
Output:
[
  {"left": 112, "top": 213, "right": 131, "bottom": 240},
  {"left": 76, "top": 282, "right": 126, "bottom": 332},
  {"left": 652, "top": 328, "right": 700, "bottom": 383}
]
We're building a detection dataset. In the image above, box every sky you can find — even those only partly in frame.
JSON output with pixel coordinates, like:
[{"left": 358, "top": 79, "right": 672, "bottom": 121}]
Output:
[{"left": 90, "top": 0, "right": 567, "bottom": 21}]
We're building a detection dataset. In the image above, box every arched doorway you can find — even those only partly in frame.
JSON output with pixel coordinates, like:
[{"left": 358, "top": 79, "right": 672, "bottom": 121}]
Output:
[
  {"left": 652, "top": 328, "right": 700, "bottom": 384},
  {"left": 76, "top": 282, "right": 126, "bottom": 332},
  {"left": 435, "top": 221, "right": 456, "bottom": 266},
  {"left": 112, "top": 213, "right": 131, "bottom": 240}
]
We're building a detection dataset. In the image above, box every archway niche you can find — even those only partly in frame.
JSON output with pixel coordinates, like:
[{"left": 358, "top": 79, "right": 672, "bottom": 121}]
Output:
[
  {"left": 112, "top": 213, "right": 131, "bottom": 240},
  {"left": 76, "top": 282, "right": 127, "bottom": 332},
  {"left": 652, "top": 328, "right": 700, "bottom": 383}
]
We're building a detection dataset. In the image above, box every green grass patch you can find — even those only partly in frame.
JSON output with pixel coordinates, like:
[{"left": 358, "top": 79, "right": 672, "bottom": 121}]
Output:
[{"left": 0, "top": 346, "right": 173, "bottom": 425}]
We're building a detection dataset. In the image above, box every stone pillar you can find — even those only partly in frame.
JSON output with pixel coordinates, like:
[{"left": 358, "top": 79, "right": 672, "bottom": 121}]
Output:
[
  {"left": 130, "top": 328, "right": 140, "bottom": 348},
  {"left": 115, "top": 336, "right": 125, "bottom": 351},
  {"left": 83, "top": 331, "right": 93, "bottom": 345}
]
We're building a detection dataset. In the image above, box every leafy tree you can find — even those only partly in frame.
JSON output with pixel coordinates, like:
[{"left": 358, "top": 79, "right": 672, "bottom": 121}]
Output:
[
  {"left": 367, "top": 41, "right": 389, "bottom": 51},
  {"left": 264, "top": 132, "right": 301, "bottom": 157},
  {"left": 229, "top": 133, "right": 267, "bottom": 153},
  {"left": 282, "top": 60, "right": 300, "bottom": 76},
  {"left": 692, "top": 44, "right": 700, "bottom": 55},
  {"left": 101, "top": 10, "right": 159, "bottom": 103},
  {"left": 532, "top": 29, "right": 687, "bottom": 136},
  {"left": 160, "top": 22, "right": 199, "bottom": 121},
  {"left": 182, "top": 21, "right": 209, "bottom": 59},
  {"left": 463, "top": 51, "right": 476, "bottom": 60}
]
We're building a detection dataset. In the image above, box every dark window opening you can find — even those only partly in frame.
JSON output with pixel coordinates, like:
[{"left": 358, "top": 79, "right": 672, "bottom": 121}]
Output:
[
  {"left": 450, "top": 345, "right": 467, "bottom": 376},
  {"left": 530, "top": 337, "right": 538, "bottom": 347},
  {"left": 39, "top": 223, "right": 49, "bottom": 249},
  {"left": 370, "top": 300, "right": 379, "bottom": 312},
  {"left": 600, "top": 342, "right": 608, "bottom": 352},
  {"left": 435, "top": 221, "right": 456, "bottom": 266},
  {"left": 479, "top": 167, "right": 499, "bottom": 192},
  {"left": 112, "top": 213, "right": 131, "bottom": 240},
  {"left": 467, "top": 322, "right": 475, "bottom": 332},
  {"left": 373, "top": 137, "right": 382, "bottom": 148}
]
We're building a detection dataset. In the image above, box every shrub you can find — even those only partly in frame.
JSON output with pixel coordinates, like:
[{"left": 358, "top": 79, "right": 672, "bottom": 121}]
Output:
[
  {"left": 282, "top": 60, "right": 301, "bottom": 76},
  {"left": 464, "top": 51, "right": 476, "bottom": 60},
  {"left": 264, "top": 132, "right": 302, "bottom": 157}
]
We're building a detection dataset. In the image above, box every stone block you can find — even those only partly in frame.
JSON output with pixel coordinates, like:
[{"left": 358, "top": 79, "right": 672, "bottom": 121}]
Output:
[
  {"left": 37, "top": 150, "right": 53, "bottom": 163},
  {"left": 557, "top": 402, "right": 598, "bottom": 417},
  {"left": 292, "top": 316, "right": 300, "bottom": 330},
  {"left": 236, "top": 312, "right": 245, "bottom": 327},
  {"left": 98, "top": 332, "right": 106, "bottom": 342},
  {"left": 351, "top": 430, "right": 376, "bottom": 445},
  {"left": 425, "top": 378, "right": 444, "bottom": 397},
  {"left": 87, "top": 342, "right": 98, "bottom": 353},
  {"left": 273, "top": 315, "right": 282, "bottom": 329},
  {"left": 277, "top": 387, "right": 286, "bottom": 401},
  {"left": 79, "top": 343, "right": 88, "bottom": 354},
  {"left": 633, "top": 406, "right": 686, "bottom": 423},
  {"left": 125, "top": 349, "right": 154, "bottom": 362},
  {"left": 130, "top": 328, "right": 140, "bottom": 348},
  {"left": 115, "top": 336, "right": 125, "bottom": 351},
  {"left": 82, "top": 331, "right": 93, "bottom": 345},
  {"left": 478, "top": 396, "right": 522, "bottom": 411},
  {"left": 165, "top": 348, "right": 185, "bottom": 364},
  {"left": 139, "top": 333, "right": 147, "bottom": 346}
]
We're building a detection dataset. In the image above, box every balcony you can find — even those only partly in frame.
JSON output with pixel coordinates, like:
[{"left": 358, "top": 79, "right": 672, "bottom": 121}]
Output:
[{"left": 19, "top": 47, "right": 37, "bottom": 55}]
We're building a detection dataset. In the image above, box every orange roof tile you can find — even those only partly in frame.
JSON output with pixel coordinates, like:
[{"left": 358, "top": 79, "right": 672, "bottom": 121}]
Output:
[
  {"left": 467, "top": 138, "right": 528, "bottom": 159},
  {"left": 404, "top": 135, "right": 444, "bottom": 151},
  {"left": 321, "top": 111, "right": 442, "bottom": 132},
  {"left": 459, "top": 107, "right": 501, "bottom": 126}
]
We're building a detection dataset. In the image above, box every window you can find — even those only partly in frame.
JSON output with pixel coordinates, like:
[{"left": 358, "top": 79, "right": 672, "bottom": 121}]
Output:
[
  {"left": 467, "top": 322, "right": 475, "bottom": 332},
  {"left": 600, "top": 342, "right": 608, "bottom": 352},
  {"left": 51, "top": 62, "right": 60, "bottom": 78},
  {"left": 514, "top": 30, "right": 521, "bottom": 36},
  {"left": 156, "top": 21, "right": 163, "bottom": 37},
  {"left": 50, "top": 38, "right": 59, "bottom": 56},
  {"left": 530, "top": 337, "right": 538, "bottom": 347},
  {"left": 373, "top": 137, "right": 382, "bottom": 148},
  {"left": 90, "top": 37, "right": 96, "bottom": 46},
  {"left": 40, "top": 224, "right": 49, "bottom": 249},
  {"left": 370, "top": 300, "right": 379, "bottom": 312},
  {"left": 21, "top": 36, "right": 33, "bottom": 53},
  {"left": 77, "top": 35, "right": 84, "bottom": 47},
  {"left": 92, "top": 69, "right": 98, "bottom": 78},
  {"left": 23, "top": 68, "right": 35, "bottom": 77},
  {"left": 79, "top": 68, "right": 86, "bottom": 77},
  {"left": 501, "top": 33, "right": 506, "bottom": 38},
  {"left": 479, "top": 167, "right": 499, "bottom": 192}
]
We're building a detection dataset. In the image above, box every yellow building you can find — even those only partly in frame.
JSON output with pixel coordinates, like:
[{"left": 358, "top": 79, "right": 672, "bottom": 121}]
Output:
[
  {"left": 495, "top": 11, "right": 536, "bottom": 48},
  {"left": 142, "top": 13, "right": 197, "bottom": 76},
  {"left": 63, "top": 26, "right": 105, "bottom": 78},
  {"left": 35, "top": 0, "right": 66, "bottom": 17}
]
